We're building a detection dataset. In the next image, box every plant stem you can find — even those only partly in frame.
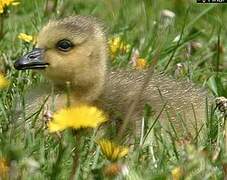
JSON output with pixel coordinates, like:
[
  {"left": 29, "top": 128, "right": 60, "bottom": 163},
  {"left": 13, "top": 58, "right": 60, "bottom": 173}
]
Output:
[
  {"left": 66, "top": 81, "right": 71, "bottom": 108},
  {"left": 69, "top": 151, "right": 79, "bottom": 180},
  {"left": 69, "top": 131, "right": 81, "bottom": 180}
]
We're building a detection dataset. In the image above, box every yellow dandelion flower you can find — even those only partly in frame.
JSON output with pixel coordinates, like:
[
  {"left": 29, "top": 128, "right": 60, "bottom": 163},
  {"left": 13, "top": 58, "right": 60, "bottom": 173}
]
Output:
[
  {"left": 4, "top": 0, "right": 11, "bottom": 6},
  {"left": 18, "top": 33, "right": 33, "bottom": 43},
  {"left": 0, "top": 0, "right": 19, "bottom": 14},
  {"left": 171, "top": 166, "right": 183, "bottom": 180},
  {"left": 48, "top": 105, "right": 107, "bottom": 132},
  {"left": 109, "top": 37, "right": 130, "bottom": 57},
  {"left": 0, "top": 74, "right": 8, "bottom": 89},
  {"left": 0, "top": 158, "right": 9, "bottom": 178},
  {"left": 97, "top": 139, "right": 129, "bottom": 162},
  {"left": 134, "top": 58, "right": 148, "bottom": 70}
]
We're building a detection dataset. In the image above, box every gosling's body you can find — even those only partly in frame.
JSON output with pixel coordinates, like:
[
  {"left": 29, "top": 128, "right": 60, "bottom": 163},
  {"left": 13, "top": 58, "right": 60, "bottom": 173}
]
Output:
[
  {"left": 15, "top": 16, "right": 208, "bottom": 137},
  {"left": 101, "top": 70, "right": 206, "bottom": 136}
]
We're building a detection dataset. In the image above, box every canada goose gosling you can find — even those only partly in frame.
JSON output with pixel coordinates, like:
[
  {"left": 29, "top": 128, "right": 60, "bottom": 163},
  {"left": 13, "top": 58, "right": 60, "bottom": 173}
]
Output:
[{"left": 14, "top": 16, "right": 208, "bottom": 137}]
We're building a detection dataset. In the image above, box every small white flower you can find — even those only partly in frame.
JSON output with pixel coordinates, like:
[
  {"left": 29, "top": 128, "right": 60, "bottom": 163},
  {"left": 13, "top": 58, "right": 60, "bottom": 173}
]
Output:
[
  {"left": 160, "top": 9, "right": 176, "bottom": 28},
  {"left": 161, "top": 9, "right": 176, "bottom": 19}
]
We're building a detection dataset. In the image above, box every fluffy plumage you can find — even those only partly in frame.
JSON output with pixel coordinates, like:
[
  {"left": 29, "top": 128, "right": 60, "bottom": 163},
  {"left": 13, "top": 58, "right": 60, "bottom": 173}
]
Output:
[{"left": 15, "top": 16, "right": 209, "bottom": 138}]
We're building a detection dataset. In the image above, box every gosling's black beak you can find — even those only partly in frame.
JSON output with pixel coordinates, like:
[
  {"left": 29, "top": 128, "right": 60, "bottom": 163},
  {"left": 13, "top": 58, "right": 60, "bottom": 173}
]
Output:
[{"left": 14, "top": 48, "right": 49, "bottom": 70}]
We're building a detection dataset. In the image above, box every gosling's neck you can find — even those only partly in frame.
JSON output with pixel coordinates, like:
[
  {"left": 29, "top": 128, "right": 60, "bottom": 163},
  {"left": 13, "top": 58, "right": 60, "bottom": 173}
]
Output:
[
  {"left": 51, "top": 71, "right": 105, "bottom": 106},
  {"left": 52, "top": 61, "right": 107, "bottom": 106},
  {"left": 69, "top": 32, "right": 108, "bottom": 104},
  {"left": 70, "top": 48, "right": 107, "bottom": 104},
  {"left": 72, "top": 72, "right": 106, "bottom": 104}
]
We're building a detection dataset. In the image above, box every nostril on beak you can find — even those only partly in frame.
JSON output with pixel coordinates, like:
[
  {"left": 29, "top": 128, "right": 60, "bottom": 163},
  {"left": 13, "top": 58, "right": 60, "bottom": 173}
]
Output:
[
  {"left": 28, "top": 54, "right": 36, "bottom": 59},
  {"left": 14, "top": 48, "right": 47, "bottom": 70}
]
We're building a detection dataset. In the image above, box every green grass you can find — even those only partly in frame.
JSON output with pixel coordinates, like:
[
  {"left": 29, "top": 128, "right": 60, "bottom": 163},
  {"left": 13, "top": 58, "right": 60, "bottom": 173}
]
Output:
[{"left": 0, "top": 0, "right": 227, "bottom": 179}]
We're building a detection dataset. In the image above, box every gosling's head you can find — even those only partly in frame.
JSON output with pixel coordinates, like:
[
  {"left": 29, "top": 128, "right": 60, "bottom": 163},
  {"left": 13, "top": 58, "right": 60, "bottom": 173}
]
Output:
[{"left": 15, "top": 16, "right": 108, "bottom": 91}]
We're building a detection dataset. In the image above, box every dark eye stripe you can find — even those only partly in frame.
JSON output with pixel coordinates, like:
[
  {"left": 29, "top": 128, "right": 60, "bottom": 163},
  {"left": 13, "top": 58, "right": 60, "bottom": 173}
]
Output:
[{"left": 57, "top": 39, "right": 73, "bottom": 52}]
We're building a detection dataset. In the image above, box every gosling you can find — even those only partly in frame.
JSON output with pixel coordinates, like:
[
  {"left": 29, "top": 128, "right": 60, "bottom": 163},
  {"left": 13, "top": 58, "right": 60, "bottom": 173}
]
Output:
[{"left": 14, "top": 16, "right": 208, "bottom": 138}]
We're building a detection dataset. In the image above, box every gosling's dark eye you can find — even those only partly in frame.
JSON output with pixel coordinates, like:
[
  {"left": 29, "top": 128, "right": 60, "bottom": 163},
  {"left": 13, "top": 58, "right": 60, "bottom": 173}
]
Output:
[{"left": 57, "top": 39, "right": 73, "bottom": 52}]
